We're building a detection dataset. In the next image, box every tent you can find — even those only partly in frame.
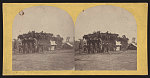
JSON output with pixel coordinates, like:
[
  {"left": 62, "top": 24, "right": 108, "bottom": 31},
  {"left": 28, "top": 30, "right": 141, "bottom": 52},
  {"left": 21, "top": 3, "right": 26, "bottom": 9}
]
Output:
[
  {"left": 50, "top": 40, "right": 57, "bottom": 50},
  {"left": 116, "top": 41, "right": 121, "bottom": 51}
]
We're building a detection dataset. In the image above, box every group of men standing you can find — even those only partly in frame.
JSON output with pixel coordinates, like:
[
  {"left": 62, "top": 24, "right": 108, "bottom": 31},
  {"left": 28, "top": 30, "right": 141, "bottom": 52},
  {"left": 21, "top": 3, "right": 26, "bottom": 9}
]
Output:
[
  {"left": 78, "top": 31, "right": 122, "bottom": 54},
  {"left": 79, "top": 37, "right": 111, "bottom": 54},
  {"left": 17, "top": 37, "right": 39, "bottom": 54},
  {"left": 13, "top": 31, "right": 53, "bottom": 54}
]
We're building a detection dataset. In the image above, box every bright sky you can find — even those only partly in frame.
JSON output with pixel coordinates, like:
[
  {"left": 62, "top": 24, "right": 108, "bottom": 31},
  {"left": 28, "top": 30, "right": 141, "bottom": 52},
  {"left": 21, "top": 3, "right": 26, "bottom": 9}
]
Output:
[
  {"left": 12, "top": 6, "right": 74, "bottom": 42},
  {"left": 75, "top": 5, "right": 137, "bottom": 43}
]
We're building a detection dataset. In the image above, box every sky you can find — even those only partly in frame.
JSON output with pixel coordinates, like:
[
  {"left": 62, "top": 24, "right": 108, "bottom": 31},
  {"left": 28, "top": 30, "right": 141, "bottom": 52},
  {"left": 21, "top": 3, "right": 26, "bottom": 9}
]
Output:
[
  {"left": 12, "top": 6, "right": 74, "bottom": 42},
  {"left": 75, "top": 5, "right": 137, "bottom": 43}
]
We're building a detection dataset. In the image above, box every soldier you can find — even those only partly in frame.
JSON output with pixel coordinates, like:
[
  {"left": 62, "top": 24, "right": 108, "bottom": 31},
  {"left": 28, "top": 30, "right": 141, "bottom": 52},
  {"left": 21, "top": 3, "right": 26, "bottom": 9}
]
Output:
[
  {"left": 89, "top": 42, "right": 93, "bottom": 54},
  {"left": 18, "top": 42, "right": 23, "bottom": 54},
  {"left": 92, "top": 38, "right": 97, "bottom": 53},
  {"left": 93, "top": 38, "right": 99, "bottom": 53},
  {"left": 79, "top": 39, "right": 84, "bottom": 54},
  {"left": 105, "top": 41, "right": 111, "bottom": 54},
  {"left": 34, "top": 38, "right": 38, "bottom": 53},
  {"left": 79, "top": 41, "right": 82, "bottom": 54},
  {"left": 83, "top": 38, "right": 87, "bottom": 53},
  {"left": 24, "top": 42, "right": 28, "bottom": 54},
  {"left": 102, "top": 41, "right": 107, "bottom": 53},
  {"left": 98, "top": 38, "right": 103, "bottom": 53},
  {"left": 90, "top": 39, "right": 94, "bottom": 54},
  {"left": 28, "top": 41, "right": 32, "bottom": 53},
  {"left": 22, "top": 39, "right": 25, "bottom": 54},
  {"left": 86, "top": 38, "right": 90, "bottom": 54},
  {"left": 106, "top": 42, "right": 109, "bottom": 52},
  {"left": 95, "top": 42, "right": 99, "bottom": 53}
]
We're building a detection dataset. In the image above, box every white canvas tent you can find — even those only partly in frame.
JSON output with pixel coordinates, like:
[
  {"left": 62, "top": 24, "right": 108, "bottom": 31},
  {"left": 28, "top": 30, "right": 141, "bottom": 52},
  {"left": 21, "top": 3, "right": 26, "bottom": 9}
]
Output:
[
  {"left": 50, "top": 40, "right": 57, "bottom": 51},
  {"left": 116, "top": 41, "right": 121, "bottom": 51}
]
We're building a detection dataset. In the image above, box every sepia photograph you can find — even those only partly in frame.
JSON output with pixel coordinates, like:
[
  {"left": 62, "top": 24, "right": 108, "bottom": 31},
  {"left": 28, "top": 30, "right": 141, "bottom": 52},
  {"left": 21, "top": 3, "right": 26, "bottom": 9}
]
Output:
[
  {"left": 12, "top": 5, "right": 137, "bottom": 71},
  {"left": 74, "top": 5, "right": 137, "bottom": 70},
  {"left": 12, "top": 6, "right": 75, "bottom": 70}
]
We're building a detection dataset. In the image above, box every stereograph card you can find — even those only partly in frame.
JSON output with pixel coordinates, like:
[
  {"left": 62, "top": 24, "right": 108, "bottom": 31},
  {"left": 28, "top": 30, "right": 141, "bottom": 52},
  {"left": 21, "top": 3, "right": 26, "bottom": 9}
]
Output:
[{"left": 3, "top": 3, "right": 148, "bottom": 75}]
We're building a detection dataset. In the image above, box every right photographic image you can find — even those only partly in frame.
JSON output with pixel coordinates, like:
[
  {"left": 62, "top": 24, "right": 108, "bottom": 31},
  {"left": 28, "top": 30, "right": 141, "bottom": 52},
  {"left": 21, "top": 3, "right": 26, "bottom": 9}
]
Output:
[{"left": 74, "top": 5, "right": 137, "bottom": 70}]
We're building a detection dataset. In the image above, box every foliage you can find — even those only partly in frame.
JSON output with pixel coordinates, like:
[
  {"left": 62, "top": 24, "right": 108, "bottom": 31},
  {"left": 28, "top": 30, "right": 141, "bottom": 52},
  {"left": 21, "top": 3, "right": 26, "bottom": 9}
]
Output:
[{"left": 17, "top": 31, "right": 63, "bottom": 48}]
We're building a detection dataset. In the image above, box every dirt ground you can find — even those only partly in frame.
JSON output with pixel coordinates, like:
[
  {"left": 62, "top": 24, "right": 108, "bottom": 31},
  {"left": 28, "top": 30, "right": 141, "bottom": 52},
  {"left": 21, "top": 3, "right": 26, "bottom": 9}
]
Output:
[
  {"left": 12, "top": 49, "right": 74, "bottom": 71},
  {"left": 75, "top": 50, "right": 137, "bottom": 70},
  {"left": 12, "top": 50, "right": 137, "bottom": 71}
]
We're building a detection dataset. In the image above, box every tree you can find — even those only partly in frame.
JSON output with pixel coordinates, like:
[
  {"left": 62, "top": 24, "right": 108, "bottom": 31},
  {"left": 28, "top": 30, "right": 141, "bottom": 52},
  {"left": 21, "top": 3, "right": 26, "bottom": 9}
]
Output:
[
  {"left": 55, "top": 35, "right": 63, "bottom": 48},
  {"left": 66, "top": 37, "right": 70, "bottom": 42},
  {"left": 132, "top": 37, "right": 136, "bottom": 43},
  {"left": 120, "top": 35, "right": 129, "bottom": 50}
]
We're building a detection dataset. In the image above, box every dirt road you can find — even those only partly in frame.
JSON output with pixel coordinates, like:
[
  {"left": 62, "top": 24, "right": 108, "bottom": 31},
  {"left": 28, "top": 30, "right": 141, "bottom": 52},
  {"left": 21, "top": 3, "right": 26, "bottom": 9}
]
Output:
[{"left": 75, "top": 50, "right": 137, "bottom": 70}]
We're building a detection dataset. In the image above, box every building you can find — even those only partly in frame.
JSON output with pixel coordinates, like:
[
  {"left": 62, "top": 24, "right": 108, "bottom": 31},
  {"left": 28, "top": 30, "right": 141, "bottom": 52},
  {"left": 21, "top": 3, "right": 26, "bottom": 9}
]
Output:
[
  {"left": 62, "top": 42, "right": 73, "bottom": 49},
  {"left": 127, "top": 42, "right": 137, "bottom": 50}
]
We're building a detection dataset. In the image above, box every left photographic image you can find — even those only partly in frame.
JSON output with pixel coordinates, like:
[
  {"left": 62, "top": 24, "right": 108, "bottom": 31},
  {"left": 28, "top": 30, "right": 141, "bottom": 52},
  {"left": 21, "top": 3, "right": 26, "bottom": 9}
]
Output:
[{"left": 12, "top": 6, "right": 75, "bottom": 71}]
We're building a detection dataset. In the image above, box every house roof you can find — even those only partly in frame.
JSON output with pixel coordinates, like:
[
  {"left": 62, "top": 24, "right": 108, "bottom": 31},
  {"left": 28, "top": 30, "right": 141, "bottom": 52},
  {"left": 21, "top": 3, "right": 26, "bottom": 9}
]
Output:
[
  {"left": 130, "top": 43, "right": 137, "bottom": 47},
  {"left": 66, "top": 42, "right": 73, "bottom": 47}
]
